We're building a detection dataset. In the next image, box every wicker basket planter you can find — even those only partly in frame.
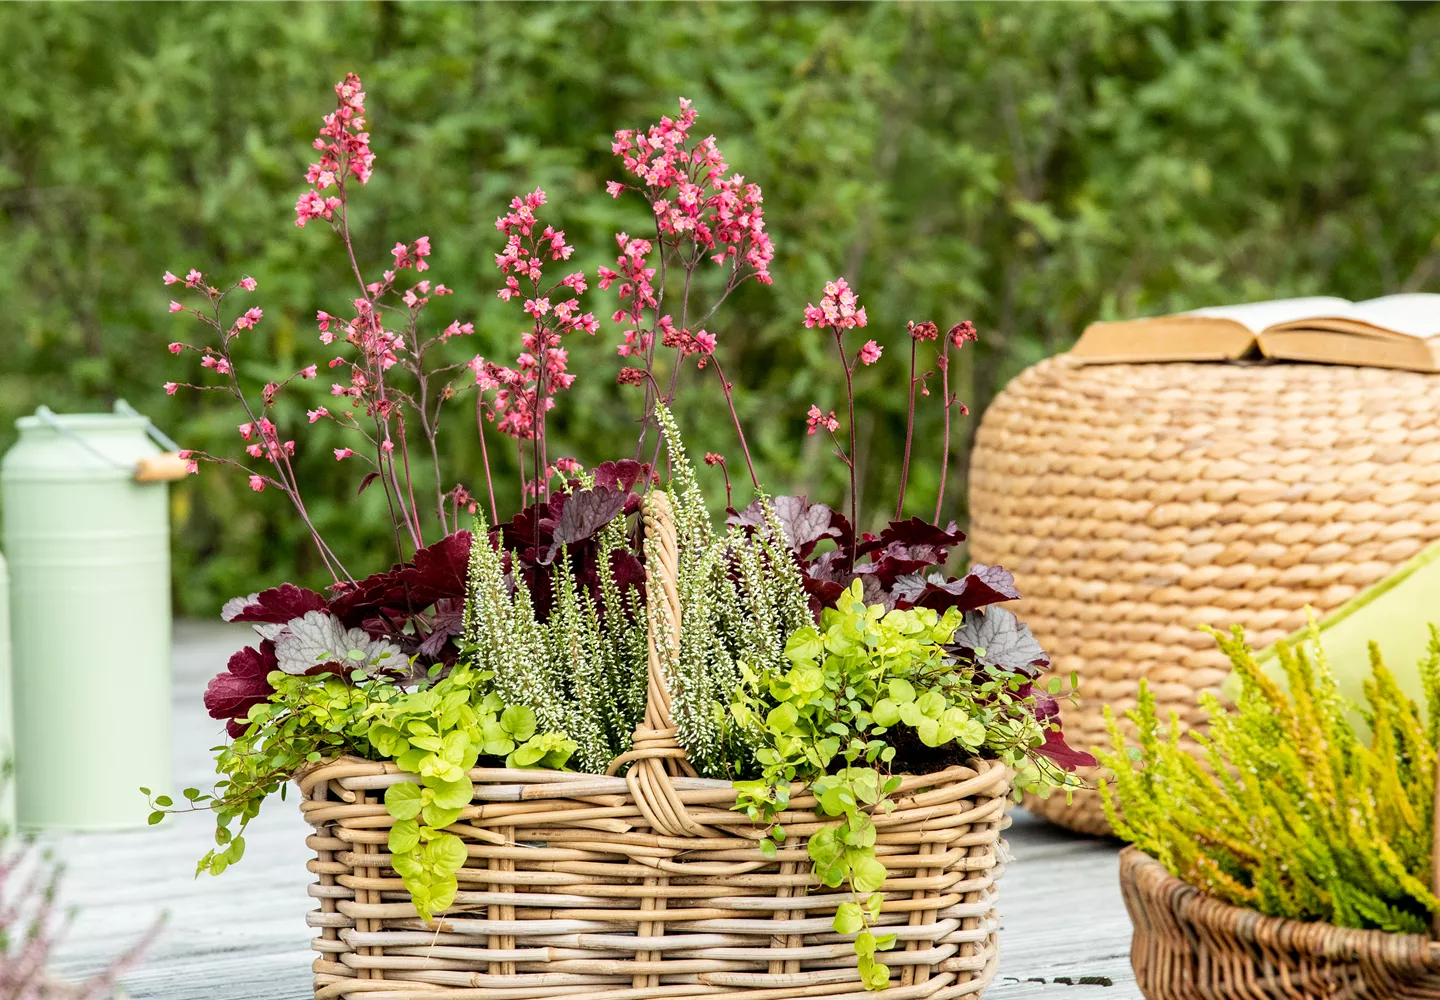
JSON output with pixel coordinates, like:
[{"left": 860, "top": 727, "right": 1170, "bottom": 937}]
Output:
[
  {"left": 969, "top": 355, "right": 1440, "bottom": 835},
  {"left": 1119, "top": 847, "right": 1440, "bottom": 999},
  {"left": 298, "top": 495, "right": 1015, "bottom": 999}
]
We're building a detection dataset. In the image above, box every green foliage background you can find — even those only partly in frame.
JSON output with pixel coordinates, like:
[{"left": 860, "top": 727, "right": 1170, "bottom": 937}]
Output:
[{"left": 4, "top": 1, "right": 1440, "bottom": 615}]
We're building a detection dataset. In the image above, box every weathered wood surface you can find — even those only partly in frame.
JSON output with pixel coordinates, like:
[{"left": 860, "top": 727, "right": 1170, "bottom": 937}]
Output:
[{"left": 46, "top": 623, "right": 1137, "bottom": 998}]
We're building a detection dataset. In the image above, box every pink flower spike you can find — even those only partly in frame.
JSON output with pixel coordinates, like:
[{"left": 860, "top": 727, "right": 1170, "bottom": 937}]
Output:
[
  {"left": 167, "top": 342, "right": 184, "bottom": 355},
  {"left": 163, "top": 271, "right": 179, "bottom": 285},
  {"left": 334, "top": 448, "right": 354, "bottom": 461},
  {"left": 805, "top": 405, "right": 840, "bottom": 435},
  {"left": 163, "top": 382, "right": 179, "bottom": 395},
  {"left": 948, "top": 320, "right": 978, "bottom": 347},
  {"left": 239, "top": 276, "right": 258, "bottom": 292},
  {"left": 307, "top": 407, "right": 329, "bottom": 424},
  {"left": 168, "top": 301, "right": 184, "bottom": 313},
  {"left": 248, "top": 475, "right": 265, "bottom": 492},
  {"left": 858, "top": 340, "right": 883, "bottom": 366}
]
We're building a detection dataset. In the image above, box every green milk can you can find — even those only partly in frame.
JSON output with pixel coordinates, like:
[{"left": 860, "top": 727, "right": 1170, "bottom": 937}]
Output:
[
  {"left": 1, "top": 402, "right": 182, "bottom": 830},
  {"left": 0, "top": 551, "right": 12, "bottom": 828}
]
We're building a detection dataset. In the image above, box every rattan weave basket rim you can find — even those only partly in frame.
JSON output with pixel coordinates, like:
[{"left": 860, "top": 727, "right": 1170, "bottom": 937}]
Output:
[
  {"left": 1120, "top": 847, "right": 1440, "bottom": 999},
  {"left": 297, "top": 490, "right": 1015, "bottom": 999}
]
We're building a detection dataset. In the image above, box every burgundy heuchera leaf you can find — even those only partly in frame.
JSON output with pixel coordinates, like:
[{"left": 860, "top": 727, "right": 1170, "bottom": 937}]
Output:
[
  {"left": 223, "top": 583, "right": 327, "bottom": 624},
  {"left": 205, "top": 640, "right": 278, "bottom": 737}
]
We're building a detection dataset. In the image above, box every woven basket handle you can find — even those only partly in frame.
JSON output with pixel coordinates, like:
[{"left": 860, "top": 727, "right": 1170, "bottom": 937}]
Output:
[{"left": 605, "top": 491, "right": 707, "bottom": 837}]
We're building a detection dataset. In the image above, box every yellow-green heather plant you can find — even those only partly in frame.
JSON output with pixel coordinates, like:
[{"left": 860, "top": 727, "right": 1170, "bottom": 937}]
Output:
[{"left": 1100, "top": 622, "right": 1440, "bottom": 934}]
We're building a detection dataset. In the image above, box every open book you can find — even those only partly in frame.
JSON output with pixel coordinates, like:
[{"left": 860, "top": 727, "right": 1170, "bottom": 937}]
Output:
[{"left": 1071, "top": 294, "right": 1440, "bottom": 371}]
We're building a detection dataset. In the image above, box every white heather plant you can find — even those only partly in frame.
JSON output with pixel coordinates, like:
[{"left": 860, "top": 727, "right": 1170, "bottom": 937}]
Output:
[
  {"left": 461, "top": 491, "right": 649, "bottom": 775},
  {"left": 654, "top": 405, "right": 814, "bottom": 778}
]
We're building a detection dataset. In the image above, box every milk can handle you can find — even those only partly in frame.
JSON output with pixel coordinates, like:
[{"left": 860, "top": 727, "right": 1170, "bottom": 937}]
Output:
[{"left": 32, "top": 402, "right": 184, "bottom": 481}]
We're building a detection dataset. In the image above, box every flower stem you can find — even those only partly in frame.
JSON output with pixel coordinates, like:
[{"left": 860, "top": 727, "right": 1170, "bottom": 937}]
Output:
[
  {"left": 476, "top": 394, "right": 499, "bottom": 524},
  {"left": 935, "top": 339, "right": 951, "bottom": 525},
  {"left": 834, "top": 330, "right": 859, "bottom": 571},
  {"left": 897, "top": 336, "right": 917, "bottom": 520},
  {"left": 708, "top": 355, "right": 760, "bottom": 490}
]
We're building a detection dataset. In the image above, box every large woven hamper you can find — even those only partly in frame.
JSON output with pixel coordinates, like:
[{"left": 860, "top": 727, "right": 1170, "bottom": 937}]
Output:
[
  {"left": 968, "top": 355, "right": 1440, "bottom": 835},
  {"left": 299, "top": 493, "right": 1015, "bottom": 999}
]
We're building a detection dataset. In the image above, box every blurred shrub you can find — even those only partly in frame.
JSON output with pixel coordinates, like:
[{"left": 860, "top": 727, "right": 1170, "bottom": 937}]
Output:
[{"left": 3, "top": 1, "right": 1439, "bottom": 614}]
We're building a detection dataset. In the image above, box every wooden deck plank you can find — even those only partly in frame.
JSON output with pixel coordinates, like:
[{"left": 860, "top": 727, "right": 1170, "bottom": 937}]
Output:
[{"left": 41, "top": 622, "right": 1137, "bottom": 998}]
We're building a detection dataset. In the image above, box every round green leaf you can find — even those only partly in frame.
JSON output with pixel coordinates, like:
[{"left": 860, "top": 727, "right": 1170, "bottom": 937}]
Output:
[{"left": 384, "top": 781, "right": 424, "bottom": 821}]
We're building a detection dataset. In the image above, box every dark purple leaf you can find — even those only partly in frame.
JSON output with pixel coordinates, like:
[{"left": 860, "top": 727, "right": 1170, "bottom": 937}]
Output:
[
  {"left": 357, "top": 471, "right": 381, "bottom": 495},
  {"left": 946, "top": 606, "right": 1050, "bottom": 677},
  {"left": 903, "top": 564, "right": 1022, "bottom": 613},
  {"left": 591, "top": 460, "right": 654, "bottom": 493},
  {"left": 609, "top": 550, "right": 647, "bottom": 593},
  {"left": 225, "top": 584, "right": 327, "bottom": 625},
  {"left": 1035, "top": 727, "right": 1097, "bottom": 770},
  {"left": 416, "top": 599, "right": 466, "bottom": 659},
  {"left": 544, "top": 487, "right": 629, "bottom": 564},
  {"left": 857, "top": 517, "right": 965, "bottom": 558},
  {"left": 730, "top": 495, "right": 851, "bottom": 559},
  {"left": 396, "top": 531, "right": 472, "bottom": 606},
  {"left": 205, "top": 640, "right": 278, "bottom": 728}
]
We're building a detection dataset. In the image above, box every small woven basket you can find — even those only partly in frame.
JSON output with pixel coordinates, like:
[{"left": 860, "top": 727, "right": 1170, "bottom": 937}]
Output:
[
  {"left": 1120, "top": 847, "right": 1440, "bottom": 999},
  {"left": 969, "top": 355, "right": 1440, "bottom": 835},
  {"left": 300, "top": 493, "right": 1015, "bottom": 1000}
]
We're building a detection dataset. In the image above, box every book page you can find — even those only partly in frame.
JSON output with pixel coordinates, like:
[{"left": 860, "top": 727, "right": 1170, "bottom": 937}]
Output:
[
  {"left": 1186, "top": 296, "right": 1354, "bottom": 334},
  {"left": 1352, "top": 293, "right": 1440, "bottom": 339}
]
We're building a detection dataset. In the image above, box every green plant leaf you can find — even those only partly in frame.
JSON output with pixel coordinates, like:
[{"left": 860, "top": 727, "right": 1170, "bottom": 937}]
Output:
[{"left": 384, "top": 781, "right": 424, "bottom": 821}]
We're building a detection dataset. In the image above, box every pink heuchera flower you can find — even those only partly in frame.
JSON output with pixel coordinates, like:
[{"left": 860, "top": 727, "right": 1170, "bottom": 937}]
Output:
[
  {"left": 184, "top": 269, "right": 204, "bottom": 288},
  {"left": 168, "top": 342, "right": 184, "bottom": 354},
  {"left": 485, "top": 188, "right": 598, "bottom": 443},
  {"left": 307, "top": 408, "right": 329, "bottom": 423},
  {"left": 164, "top": 382, "right": 179, "bottom": 395},
  {"left": 168, "top": 301, "right": 184, "bottom": 313},
  {"left": 704, "top": 452, "right": 725, "bottom": 466},
  {"left": 857, "top": 340, "right": 883, "bottom": 366},
  {"left": 554, "top": 457, "right": 582, "bottom": 474},
  {"left": 908, "top": 320, "right": 939, "bottom": 342},
  {"left": 609, "top": 98, "right": 774, "bottom": 284},
  {"left": 804, "top": 278, "right": 867, "bottom": 332},
  {"left": 806, "top": 404, "right": 839, "bottom": 434},
  {"left": 296, "top": 73, "right": 373, "bottom": 227},
  {"left": 239, "top": 276, "right": 258, "bottom": 292},
  {"left": 949, "top": 320, "right": 977, "bottom": 347},
  {"left": 334, "top": 448, "right": 354, "bottom": 461},
  {"left": 235, "top": 307, "right": 263, "bottom": 330},
  {"left": 248, "top": 475, "right": 265, "bottom": 492},
  {"left": 163, "top": 271, "right": 179, "bottom": 285},
  {"left": 300, "top": 365, "right": 318, "bottom": 379}
]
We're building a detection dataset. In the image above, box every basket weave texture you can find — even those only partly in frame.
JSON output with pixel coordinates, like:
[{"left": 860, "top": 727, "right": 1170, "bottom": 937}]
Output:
[
  {"left": 968, "top": 355, "right": 1440, "bottom": 835},
  {"left": 300, "top": 493, "right": 1015, "bottom": 1000},
  {"left": 1120, "top": 847, "right": 1440, "bottom": 999}
]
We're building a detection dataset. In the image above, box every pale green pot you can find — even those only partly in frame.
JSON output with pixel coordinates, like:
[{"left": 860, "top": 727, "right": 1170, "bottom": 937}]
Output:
[
  {"left": 0, "top": 552, "right": 12, "bottom": 828},
  {"left": 1, "top": 406, "right": 171, "bottom": 830}
]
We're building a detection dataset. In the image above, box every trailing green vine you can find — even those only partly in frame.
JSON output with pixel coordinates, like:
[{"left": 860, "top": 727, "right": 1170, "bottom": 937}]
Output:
[
  {"left": 148, "top": 660, "right": 572, "bottom": 918},
  {"left": 369, "top": 663, "right": 575, "bottom": 917},
  {"left": 730, "top": 579, "right": 1080, "bottom": 988}
]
